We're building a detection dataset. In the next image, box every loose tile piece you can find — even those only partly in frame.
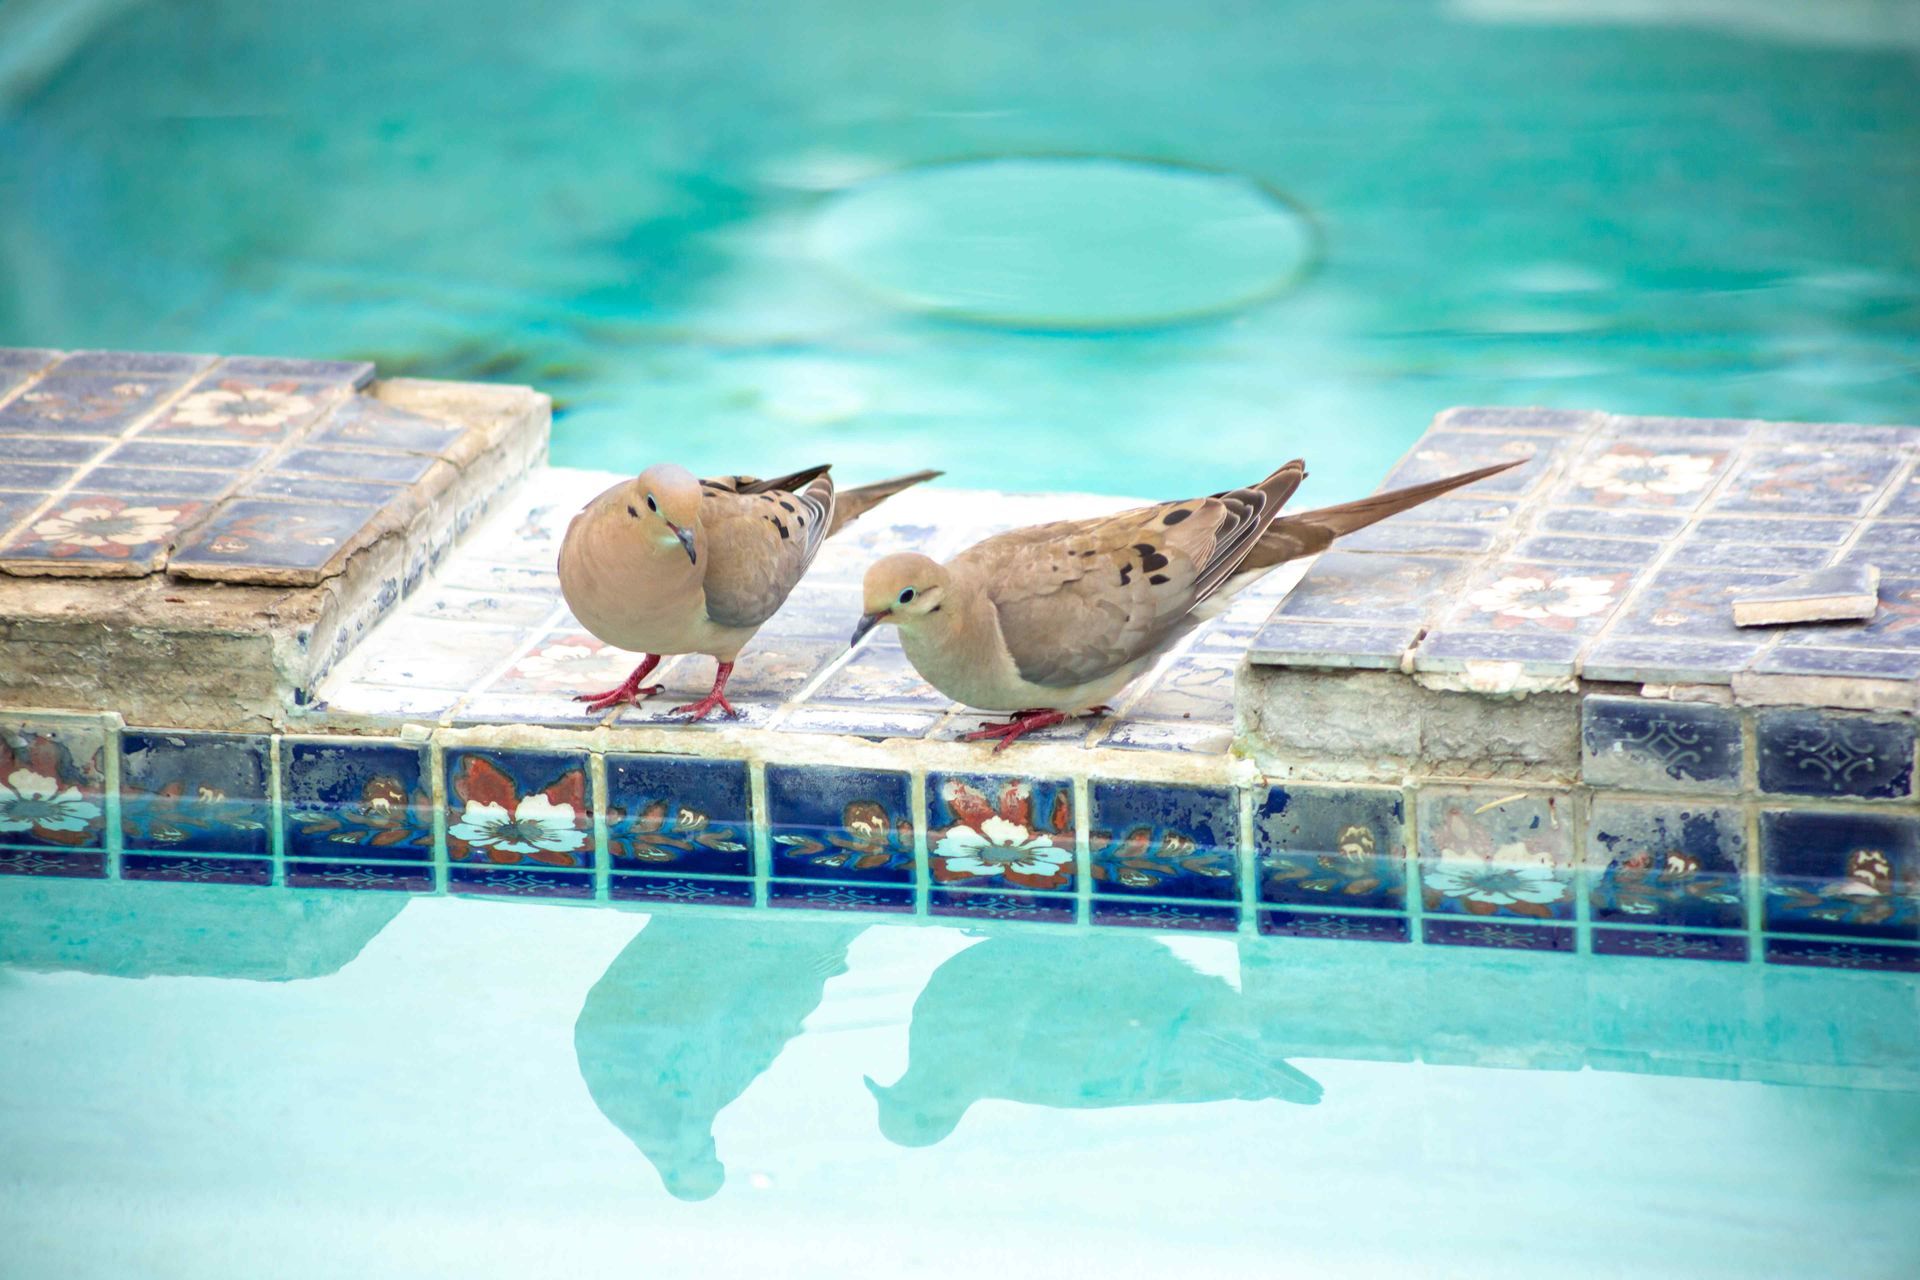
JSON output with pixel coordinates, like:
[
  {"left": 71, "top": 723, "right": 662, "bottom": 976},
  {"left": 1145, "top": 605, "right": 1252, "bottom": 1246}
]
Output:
[{"left": 1732, "top": 565, "right": 1879, "bottom": 627}]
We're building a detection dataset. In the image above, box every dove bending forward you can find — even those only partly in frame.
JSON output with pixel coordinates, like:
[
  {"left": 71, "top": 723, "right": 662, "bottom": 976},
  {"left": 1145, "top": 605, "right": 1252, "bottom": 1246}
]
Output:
[
  {"left": 560, "top": 462, "right": 939, "bottom": 720},
  {"left": 853, "top": 457, "right": 1521, "bottom": 748}
]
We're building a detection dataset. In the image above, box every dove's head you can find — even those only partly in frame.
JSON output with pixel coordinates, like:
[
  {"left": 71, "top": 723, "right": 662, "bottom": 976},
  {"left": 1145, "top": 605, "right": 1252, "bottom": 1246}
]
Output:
[
  {"left": 852, "top": 552, "right": 950, "bottom": 646},
  {"left": 623, "top": 463, "right": 703, "bottom": 564}
]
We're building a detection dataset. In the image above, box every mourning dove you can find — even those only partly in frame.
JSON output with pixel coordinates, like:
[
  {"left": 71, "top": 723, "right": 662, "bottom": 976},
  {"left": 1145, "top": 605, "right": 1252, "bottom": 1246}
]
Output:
[
  {"left": 560, "top": 462, "right": 939, "bottom": 719},
  {"left": 853, "top": 457, "right": 1522, "bottom": 748}
]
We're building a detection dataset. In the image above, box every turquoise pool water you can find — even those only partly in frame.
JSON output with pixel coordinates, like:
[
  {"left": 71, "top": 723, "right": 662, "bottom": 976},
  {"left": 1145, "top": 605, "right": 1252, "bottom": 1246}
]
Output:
[
  {"left": 1, "top": 1, "right": 1916, "bottom": 497},
  {"left": 2, "top": 877, "right": 1917, "bottom": 1278}
]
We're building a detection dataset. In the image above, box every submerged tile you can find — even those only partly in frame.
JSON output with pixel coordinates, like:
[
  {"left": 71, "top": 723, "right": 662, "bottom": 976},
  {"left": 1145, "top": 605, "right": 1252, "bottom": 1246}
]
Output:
[
  {"left": 1258, "top": 908, "right": 1410, "bottom": 942},
  {"left": 1581, "top": 696, "right": 1742, "bottom": 792},
  {"left": 0, "top": 848, "right": 107, "bottom": 879},
  {"left": 929, "top": 888, "right": 1075, "bottom": 922},
  {"left": 1756, "top": 710, "right": 1915, "bottom": 800},
  {"left": 120, "top": 731, "right": 271, "bottom": 856},
  {"left": 604, "top": 754, "right": 752, "bottom": 878},
  {"left": 286, "top": 860, "right": 434, "bottom": 892},
  {"left": 1585, "top": 799, "right": 1745, "bottom": 929},
  {"left": 1255, "top": 784, "right": 1406, "bottom": 911},
  {"left": 1416, "top": 788, "right": 1573, "bottom": 921},
  {"left": 0, "top": 717, "right": 108, "bottom": 852},
  {"left": 1763, "top": 937, "right": 1920, "bottom": 973},
  {"left": 1760, "top": 809, "right": 1918, "bottom": 942},
  {"left": 1091, "top": 898, "right": 1239, "bottom": 932},
  {"left": 767, "top": 880, "right": 914, "bottom": 913},
  {"left": 765, "top": 764, "right": 915, "bottom": 884},
  {"left": 1089, "top": 779, "right": 1238, "bottom": 901},
  {"left": 1422, "top": 919, "right": 1576, "bottom": 952},
  {"left": 444, "top": 748, "right": 596, "bottom": 872},
  {"left": 1590, "top": 929, "right": 1747, "bottom": 962},
  {"left": 609, "top": 874, "right": 755, "bottom": 907},
  {"left": 122, "top": 853, "right": 272, "bottom": 886},
  {"left": 281, "top": 739, "right": 435, "bottom": 863},
  {"left": 449, "top": 864, "right": 594, "bottom": 899},
  {"left": 927, "top": 771, "right": 1075, "bottom": 895}
]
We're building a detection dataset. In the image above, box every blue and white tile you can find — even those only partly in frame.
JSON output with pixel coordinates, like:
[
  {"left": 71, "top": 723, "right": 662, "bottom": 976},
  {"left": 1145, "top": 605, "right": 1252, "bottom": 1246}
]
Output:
[
  {"left": 0, "top": 715, "right": 109, "bottom": 853},
  {"left": 443, "top": 748, "right": 596, "bottom": 882},
  {"left": 1422, "top": 919, "right": 1576, "bottom": 952},
  {"left": 927, "top": 771, "right": 1076, "bottom": 903},
  {"left": 1258, "top": 908, "right": 1410, "bottom": 942},
  {"left": 123, "top": 853, "right": 273, "bottom": 886},
  {"left": 1760, "top": 809, "right": 1918, "bottom": 942},
  {"left": 929, "top": 888, "right": 1077, "bottom": 923},
  {"left": 768, "top": 880, "right": 914, "bottom": 913},
  {"left": 610, "top": 875, "right": 755, "bottom": 907},
  {"left": 1711, "top": 448, "right": 1900, "bottom": 517},
  {"left": 0, "top": 371, "right": 196, "bottom": 436},
  {"left": 1763, "top": 937, "right": 1920, "bottom": 973},
  {"left": 1273, "top": 551, "right": 1472, "bottom": 623},
  {"left": 1245, "top": 619, "right": 1421, "bottom": 670},
  {"left": 309, "top": 397, "right": 467, "bottom": 455},
  {"left": 1379, "top": 430, "right": 1561, "bottom": 496},
  {"left": 286, "top": 860, "right": 434, "bottom": 893},
  {"left": 765, "top": 764, "right": 915, "bottom": 884},
  {"left": 1585, "top": 799, "right": 1745, "bottom": 929},
  {"left": 281, "top": 738, "right": 435, "bottom": 863},
  {"left": 1255, "top": 784, "right": 1405, "bottom": 911},
  {"left": 1591, "top": 929, "right": 1747, "bottom": 962},
  {"left": 277, "top": 446, "right": 436, "bottom": 486},
  {"left": 1089, "top": 780, "right": 1238, "bottom": 901},
  {"left": 120, "top": 731, "right": 271, "bottom": 857},
  {"left": 1581, "top": 695, "right": 1742, "bottom": 792},
  {"left": 1416, "top": 788, "right": 1573, "bottom": 921},
  {"left": 1757, "top": 710, "right": 1914, "bottom": 800},
  {"left": 604, "top": 753, "right": 752, "bottom": 879},
  {"left": 1096, "top": 718, "right": 1235, "bottom": 754},
  {"left": 1091, "top": 898, "right": 1240, "bottom": 932},
  {"left": 1557, "top": 440, "right": 1731, "bottom": 511}
]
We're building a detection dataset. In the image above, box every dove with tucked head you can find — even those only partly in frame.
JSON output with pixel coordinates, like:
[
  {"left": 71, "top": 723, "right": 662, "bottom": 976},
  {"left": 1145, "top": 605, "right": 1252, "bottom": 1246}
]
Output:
[
  {"left": 854, "top": 457, "right": 1523, "bottom": 748},
  {"left": 560, "top": 462, "right": 939, "bottom": 720}
]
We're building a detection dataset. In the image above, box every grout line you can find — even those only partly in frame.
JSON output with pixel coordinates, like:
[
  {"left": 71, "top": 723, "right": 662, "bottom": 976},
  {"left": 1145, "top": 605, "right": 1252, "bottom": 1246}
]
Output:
[
  {"left": 1074, "top": 773, "right": 1093, "bottom": 927},
  {"left": 749, "top": 759, "right": 770, "bottom": 909},
  {"left": 268, "top": 735, "right": 285, "bottom": 887},
  {"left": 910, "top": 766, "right": 928, "bottom": 917},
  {"left": 429, "top": 738, "right": 449, "bottom": 895},
  {"left": 102, "top": 714, "right": 123, "bottom": 881},
  {"left": 1405, "top": 780, "right": 1425, "bottom": 945},
  {"left": 1237, "top": 782, "right": 1258, "bottom": 938},
  {"left": 590, "top": 751, "right": 610, "bottom": 903}
]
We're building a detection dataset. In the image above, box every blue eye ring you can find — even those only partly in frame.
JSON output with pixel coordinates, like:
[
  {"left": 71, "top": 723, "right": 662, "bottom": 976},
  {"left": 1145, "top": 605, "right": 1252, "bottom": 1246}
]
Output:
[{"left": 897, "top": 587, "right": 916, "bottom": 605}]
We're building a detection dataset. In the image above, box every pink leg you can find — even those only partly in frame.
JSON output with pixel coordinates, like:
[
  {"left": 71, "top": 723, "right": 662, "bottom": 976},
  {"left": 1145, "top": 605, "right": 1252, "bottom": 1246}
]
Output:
[
  {"left": 961, "top": 708, "right": 1077, "bottom": 752},
  {"left": 672, "top": 661, "right": 741, "bottom": 722},
  {"left": 575, "top": 654, "right": 663, "bottom": 713}
]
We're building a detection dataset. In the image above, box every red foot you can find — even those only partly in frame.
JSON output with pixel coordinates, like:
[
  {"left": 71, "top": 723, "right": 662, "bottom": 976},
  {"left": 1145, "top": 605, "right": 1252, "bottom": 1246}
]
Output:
[
  {"left": 576, "top": 654, "right": 664, "bottom": 713},
  {"left": 962, "top": 708, "right": 1072, "bottom": 752},
  {"left": 671, "top": 661, "right": 741, "bottom": 722}
]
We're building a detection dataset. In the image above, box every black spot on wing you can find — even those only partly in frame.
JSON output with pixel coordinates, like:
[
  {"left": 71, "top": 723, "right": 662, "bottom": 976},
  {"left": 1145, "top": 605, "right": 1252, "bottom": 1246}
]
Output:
[
  {"left": 1148, "top": 573, "right": 1170, "bottom": 585},
  {"left": 1163, "top": 508, "right": 1191, "bottom": 526},
  {"left": 1134, "top": 543, "right": 1170, "bottom": 573},
  {"left": 1118, "top": 563, "right": 1133, "bottom": 586}
]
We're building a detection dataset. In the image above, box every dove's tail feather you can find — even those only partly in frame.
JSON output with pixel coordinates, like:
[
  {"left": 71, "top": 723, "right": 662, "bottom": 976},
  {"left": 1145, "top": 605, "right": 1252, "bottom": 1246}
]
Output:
[
  {"left": 1243, "top": 457, "right": 1525, "bottom": 571},
  {"left": 828, "top": 469, "right": 943, "bottom": 537}
]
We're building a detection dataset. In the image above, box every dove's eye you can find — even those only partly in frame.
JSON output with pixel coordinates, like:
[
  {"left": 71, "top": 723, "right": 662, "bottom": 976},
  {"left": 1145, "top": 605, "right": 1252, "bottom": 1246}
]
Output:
[
  {"left": 645, "top": 494, "right": 658, "bottom": 513},
  {"left": 897, "top": 588, "right": 916, "bottom": 605}
]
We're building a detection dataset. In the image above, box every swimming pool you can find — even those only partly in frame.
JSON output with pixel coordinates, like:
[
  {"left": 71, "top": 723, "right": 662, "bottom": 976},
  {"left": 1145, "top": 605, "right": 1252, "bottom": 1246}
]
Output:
[{"left": 1, "top": 0, "right": 1915, "bottom": 499}]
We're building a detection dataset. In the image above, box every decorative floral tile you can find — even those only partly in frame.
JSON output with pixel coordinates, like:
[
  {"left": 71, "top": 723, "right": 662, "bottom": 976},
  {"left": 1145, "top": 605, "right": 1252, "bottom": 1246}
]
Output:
[
  {"left": 1090, "top": 898, "right": 1239, "bottom": 932},
  {"left": 1274, "top": 551, "right": 1472, "bottom": 623},
  {"left": 282, "top": 739, "right": 434, "bottom": 863},
  {"left": 1440, "top": 561, "right": 1633, "bottom": 637},
  {"left": 767, "top": 880, "right": 914, "bottom": 913},
  {"left": 169, "top": 498, "right": 385, "bottom": 576},
  {"left": 1757, "top": 710, "right": 1914, "bottom": 800},
  {"left": 604, "top": 754, "right": 751, "bottom": 878},
  {"left": 444, "top": 749, "right": 595, "bottom": 871},
  {"left": 0, "top": 717, "right": 107, "bottom": 850},
  {"left": 122, "top": 853, "right": 272, "bottom": 886},
  {"left": 1417, "top": 789, "right": 1573, "bottom": 920},
  {"left": 1591, "top": 929, "right": 1747, "bottom": 962},
  {"left": 1255, "top": 785, "right": 1405, "bottom": 911},
  {"left": 927, "top": 772, "right": 1075, "bottom": 895},
  {"left": 1258, "top": 908, "right": 1410, "bottom": 942},
  {"left": 1603, "top": 567, "right": 1793, "bottom": 642},
  {"left": 1245, "top": 619, "right": 1423, "bottom": 670},
  {"left": 120, "top": 731, "right": 270, "bottom": 856},
  {"left": 1422, "top": 919, "right": 1576, "bottom": 952},
  {"left": 1585, "top": 799, "right": 1744, "bottom": 929},
  {"left": 1558, "top": 441, "right": 1730, "bottom": 510},
  {"left": 0, "top": 372, "right": 194, "bottom": 436},
  {"left": 277, "top": 447, "right": 435, "bottom": 485},
  {"left": 929, "top": 888, "right": 1076, "bottom": 922},
  {"left": 1089, "top": 780, "right": 1238, "bottom": 901},
  {"left": 0, "top": 493, "right": 207, "bottom": 572},
  {"left": 1379, "top": 430, "right": 1559, "bottom": 496},
  {"left": 146, "top": 375, "right": 342, "bottom": 443},
  {"left": 1711, "top": 448, "right": 1900, "bottom": 517},
  {"left": 765, "top": 764, "right": 915, "bottom": 884},
  {"left": 1760, "top": 810, "right": 1918, "bottom": 942},
  {"left": 1580, "top": 696, "right": 1742, "bottom": 792},
  {"left": 609, "top": 874, "right": 755, "bottom": 907},
  {"left": 449, "top": 864, "right": 595, "bottom": 899},
  {"left": 0, "top": 848, "right": 106, "bottom": 879},
  {"left": 310, "top": 398, "right": 466, "bottom": 455},
  {"left": 1123, "top": 655, "right": 1237, "bottom": 724},
  {"left": 286, "top": 859, "right": 434, "bottom": 892},
  {"left": 1763, "top": 937, "right": 1920, "bottom": 973}
]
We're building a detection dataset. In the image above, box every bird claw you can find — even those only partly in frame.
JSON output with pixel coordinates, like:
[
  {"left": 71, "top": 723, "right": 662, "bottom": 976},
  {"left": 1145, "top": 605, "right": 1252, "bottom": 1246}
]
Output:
[
  {"left": 574, "top": 683, "right": 662, "bottom": 713},
  {"left": 961, "top": 709, "right": 1071, "bottom": 751},
  {"left": 671, "top": 693, "right": 740, "bottom": 722}
]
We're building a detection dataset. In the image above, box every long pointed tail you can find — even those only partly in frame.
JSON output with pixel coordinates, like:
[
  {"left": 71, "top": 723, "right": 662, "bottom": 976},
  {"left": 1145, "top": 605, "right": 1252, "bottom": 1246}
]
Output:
[
  {"left": 1245, "top": 457, "right": 1525, "bottom": 570},
  {"left": 827, "top": 469, "right": 943, "bottom": 537}
]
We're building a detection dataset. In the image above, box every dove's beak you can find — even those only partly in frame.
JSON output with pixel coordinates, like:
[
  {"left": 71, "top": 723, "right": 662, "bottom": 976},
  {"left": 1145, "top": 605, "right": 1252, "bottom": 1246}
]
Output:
[
  {"left": 670, "top": 523, "right": 697, "bottom": 565},
  {"left": 849, "top": 610, "right": 887, "bottom": 648}
]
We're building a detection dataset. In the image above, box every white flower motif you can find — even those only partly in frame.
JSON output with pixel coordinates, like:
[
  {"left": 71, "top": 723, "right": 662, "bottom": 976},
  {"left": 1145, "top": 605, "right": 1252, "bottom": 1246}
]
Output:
[
  {"left": 1469, "top": 572, "right": 1616, "bottom": 620},
  {"left": 1426, "top": 846, "right": 1566, "bottom": 906},
  {"left": 0, "top": 767, "right": 100, "bottom": 834},
  {"left": 934, "top": 816, "right": 1070, "bottom": 880},
  {"left": 448, "top": 794, "right": 585, "bottom": 855},
  {"left": 32, "top": 504, "right": 181, "bottom": 548},
  {"left": 1576, "top": 451, "right": 1716, "bottom": 498},
  {"left": 172, "top": 386, "right": 316, "bottom": 429}
]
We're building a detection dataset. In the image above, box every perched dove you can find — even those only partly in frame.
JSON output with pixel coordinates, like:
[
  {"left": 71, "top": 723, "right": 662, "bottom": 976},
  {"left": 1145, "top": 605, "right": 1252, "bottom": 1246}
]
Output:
[
  {"left": 560, "top": 463, "right": 939, "bottom": 719},
  {"left": 853, "top": 457, "right": 1522, "bottom": 748}
]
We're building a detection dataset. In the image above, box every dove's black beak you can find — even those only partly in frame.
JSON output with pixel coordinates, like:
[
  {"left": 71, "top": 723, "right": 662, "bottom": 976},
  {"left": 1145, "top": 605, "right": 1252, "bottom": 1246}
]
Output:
[
  {"left": 670, "top": 523, "right": 697, "bottom": 565},
  {"left": 850, "top": 610, "right": 887, "bottom": 648}
]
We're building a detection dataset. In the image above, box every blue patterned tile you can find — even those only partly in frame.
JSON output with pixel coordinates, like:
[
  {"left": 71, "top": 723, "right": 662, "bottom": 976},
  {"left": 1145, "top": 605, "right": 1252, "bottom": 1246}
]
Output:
[
  {"left": 146, "top": 373, "right": 344, "bottom": 444},
  {"left": 444, "top": 748, "right": 596, "bottom": 871},
  {"left": 0, "top": 461, "right": 75, "bottom": 491},
  {"left": 927, "top": 772, "right": 1075, "bottom": 897},
  {"left": 121, "top": 731, "right": 270, "bottom": 857},
  {"left": 808, "top": 643, "right": 951, "bottom": 708},
  {"left": 1580, "top": 636, "right": 1768, "bottom": 685},
  {"left": 930, "top": 889, "right": 1076, "bottom": 922},
  {"left": 310, "top": 398, "right": 466, "bottom": 455},
  {"left": 1751, "top": 647, "right": 1920, "bottom": 681},
  {"left": 1123, "top": 654, "right": 1237, "bottom": 724},
  {"left": 1089, "top": 780, "right": 1237, "bottom": 901},
  {"left": 1422, "top": 919, "right": 1576, "bottom": 952},
  {"left": 1439, "top": 407, "right": 1598, "bottom": 433},
  {"left": 1604, "top": 567, "right": 1793, "bottom": 643},
  {"left": 242, "top": 471, "right": 405, "bottom": 505},
  {"left": 1417, "top": 789, "right": 1573, "bottom": 921},
  {"left": 278, "top": 447, "right": 435, "bottom": 485},
  {"left": 1336, "top": 522, "right": 1499, "bottom": 555},
  {"left": 1091, "top": 898, "right": 1239, "bottom": 932},
  {"left": 449, "top": 864, "right": 594, "bottom": 899},
  {"left": 1667, "top": 539, "right": 1835, "bottom": 572},
  {"left": 0, "top": 493, "right": 209, "bottom": 574},
  {"left": 53, "top": 351, "right": 213, "bottom": 375},
  {"left": 1511, "top": 534, "right": 1662, "bottom": 566},
  {"left": 1756, "top": 420, "right": 1912, "bottom": 448},
  {"left": 1581, "top": 696, "right": 1742, "bottom": 792},
  {"left": 1687, "top": 515, "right": 1855, "bottom": 547},
  {"left": 1712, "top": 448, "right": 1900, "bottom": 516},
  {"left": 169, "top": 499, "right": 383, "bottom": 576},
  {"left": 604, "top": 754, "right": 751, "bottom": 878},
  {"left": 1258, "top": 908, "right": 1410, "bottom": 942},
  {"left": 1414, "top": 628, "right": 1584, "bottom": 673},
  {"left": 0, "top": 848, "right": 106, "bottom": 879},
  {"left": 1537, "top": 509, "right": 1689, "bottom": 539},
  {"left": 0, "top": 367, "right": 203, "bottom": 436},
  {"left": 83, "top": 466, "right": 237, "bottom": 499},
  {"left": 765, "top": 764, "right": 915, "bottom": 884},
  {"left": 1380, "top": 431, "right": 1559, "bottom": 496},
  {"left": 286, "top": 859, "right": 433, "bottom": 892},
  {"left": 1274, "top": 551, "right": 1472, "bottom": 623},
  {"left": 122, "top": 853, "right": 272, "bottom": 886},
  {"left": 1096, "top": 719, "right": 1235, "bottom": 754},
  {"left": 1591, "top": 929, "right": 1747, "bottom": 962},
  {"left": 282, "top": 739, "right": 434, "bottom": 863},
  {"left": 1761, "top": 810, "right": 1918, "bottom": 942},
  {"left": 1585, "top": 799, "right": 1745, "bottom": 929},
  {"left": 1558, "top": 440, "right": 1732, "bottom": 511},
  {"left": 217, "top": 356, "right": 374, "bottom": 386},
  {"left": 0, "top": 491, "right": 43, "bottom": 532},
  {"left": 608, "top": 874, "right": 755, "bottom": 907},
  {"left": 1606, "top": 416, "right": 1755, "bottom": 440},
  {"left": 0, "top": 716, "right": 108, "bottom": 851},
  {"left": 0, "top": 436, "right": 105, "bottom": 464},
  {"left": 1255, "top": 785, "right": 1405, "bottom": 910},
  {"left": 0, "top": 347, "right": 61, "bottom": 373},
  {"left": 767, "top": 880, "right": 914, "bottom": 913},
  {"left": 1875, "top": 470, "right": 1920, "bottom": 519},
  {"left": 1245, "top": 619, "right": 1421, "bottom": 670},
  {"left": 1764, "top": 937, "right": 1920, "bottom": 973},
  {"left": 1757, "top": 710, "right": 1914, "bottom": 800},
  {"left": 777, "top": 706, "right": 947, "bottom": 740}
]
